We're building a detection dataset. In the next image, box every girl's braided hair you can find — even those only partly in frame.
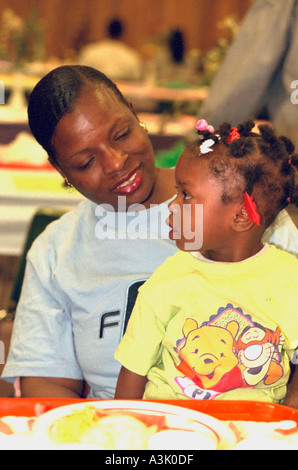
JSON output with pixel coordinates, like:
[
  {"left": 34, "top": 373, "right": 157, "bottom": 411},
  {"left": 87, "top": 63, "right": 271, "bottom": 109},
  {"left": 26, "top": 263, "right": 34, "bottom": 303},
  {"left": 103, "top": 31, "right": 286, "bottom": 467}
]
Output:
[{"left": 191, "top": 120, "right": 298, "bottom": 227}]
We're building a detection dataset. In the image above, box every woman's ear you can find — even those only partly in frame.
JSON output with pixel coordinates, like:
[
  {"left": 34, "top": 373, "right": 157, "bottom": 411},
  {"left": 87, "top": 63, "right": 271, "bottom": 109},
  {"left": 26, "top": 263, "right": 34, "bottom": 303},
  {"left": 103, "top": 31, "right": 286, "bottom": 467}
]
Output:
[
  {"left": 127, "top": 100, "right": 138, "bottom": 119},
  {"left": 233, "top": 205, "right": 255, "bottom": 232},
  {"left": 48, "top": 157, "right": 65, "bottom": 178},
  {"left": 48, "top": 157, "right": 73, "bottom": 188}
]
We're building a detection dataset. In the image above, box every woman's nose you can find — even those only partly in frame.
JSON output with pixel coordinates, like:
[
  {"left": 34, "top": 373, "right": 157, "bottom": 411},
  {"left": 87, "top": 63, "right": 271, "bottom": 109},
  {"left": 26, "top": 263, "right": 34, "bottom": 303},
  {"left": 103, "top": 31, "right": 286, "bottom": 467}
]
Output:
[{"left": 101, "top": 146, "right": 128, "bottom": 174}]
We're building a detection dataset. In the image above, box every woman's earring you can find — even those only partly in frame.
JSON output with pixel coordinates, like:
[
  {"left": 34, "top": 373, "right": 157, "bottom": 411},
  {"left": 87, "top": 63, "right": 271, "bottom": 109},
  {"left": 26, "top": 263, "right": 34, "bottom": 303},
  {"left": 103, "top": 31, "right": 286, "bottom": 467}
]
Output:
[
  {"left": 139, "top": 122, "right": 148, "bottom": 133},
  {"left": 64, "top": 177, "right": 73, "bottom": 188}
]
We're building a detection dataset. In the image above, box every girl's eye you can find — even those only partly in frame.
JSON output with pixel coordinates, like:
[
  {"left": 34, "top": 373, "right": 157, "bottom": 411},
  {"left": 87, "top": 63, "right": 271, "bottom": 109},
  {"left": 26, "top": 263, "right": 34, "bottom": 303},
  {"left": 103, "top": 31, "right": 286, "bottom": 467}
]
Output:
[
  {"left": 175, "top": 186, "right": 191, "bottom": 200},
  {"left": 183, "top": 191, "right": 191, "bottom": 200}
]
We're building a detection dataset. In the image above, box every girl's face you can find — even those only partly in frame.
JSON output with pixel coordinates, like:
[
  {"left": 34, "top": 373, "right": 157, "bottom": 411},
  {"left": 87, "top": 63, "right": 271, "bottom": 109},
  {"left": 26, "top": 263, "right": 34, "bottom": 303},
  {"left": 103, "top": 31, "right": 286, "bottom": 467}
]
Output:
[
  {"left": 168, "top": 150, "right": 239, "bottom": 255},
  {"left": 51, "top": 87, "right": 156, "bottom": 209}
]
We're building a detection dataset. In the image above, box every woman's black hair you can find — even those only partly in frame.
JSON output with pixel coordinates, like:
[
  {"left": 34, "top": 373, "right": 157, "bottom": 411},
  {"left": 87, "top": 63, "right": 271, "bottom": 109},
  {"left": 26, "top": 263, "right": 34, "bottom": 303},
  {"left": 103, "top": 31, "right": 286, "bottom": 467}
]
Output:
[
  {"left": 28, "top": 65, "right": 128, "bottom": 160},
  {"left": 191, "top": 120, "right": 298, "bottom": 227}
]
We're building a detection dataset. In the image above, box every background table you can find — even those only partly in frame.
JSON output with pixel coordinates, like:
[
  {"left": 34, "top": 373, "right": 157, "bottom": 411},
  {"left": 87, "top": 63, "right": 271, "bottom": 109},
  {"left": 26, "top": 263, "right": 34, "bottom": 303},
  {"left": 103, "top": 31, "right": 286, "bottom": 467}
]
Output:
[{"left": 0, "top": 166, "right": 83, "bottom": 256}]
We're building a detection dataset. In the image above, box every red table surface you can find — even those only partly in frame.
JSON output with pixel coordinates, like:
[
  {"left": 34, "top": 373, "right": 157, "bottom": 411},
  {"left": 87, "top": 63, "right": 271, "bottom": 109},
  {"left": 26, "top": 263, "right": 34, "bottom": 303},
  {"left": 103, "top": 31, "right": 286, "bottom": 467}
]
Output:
[{"left": 0, "top": 398, "right": 297, "bottom": 423}]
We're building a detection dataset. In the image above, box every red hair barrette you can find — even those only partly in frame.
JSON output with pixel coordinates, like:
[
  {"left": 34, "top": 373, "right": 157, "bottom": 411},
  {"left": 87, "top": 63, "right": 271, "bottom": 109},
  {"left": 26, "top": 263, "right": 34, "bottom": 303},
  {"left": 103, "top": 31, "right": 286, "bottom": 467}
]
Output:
[
  {"left": 243, "top": 192, "right": 261, "bottom": 225},
  {"left": 227, "top": 127, "right": 240, "bottom": 144}
]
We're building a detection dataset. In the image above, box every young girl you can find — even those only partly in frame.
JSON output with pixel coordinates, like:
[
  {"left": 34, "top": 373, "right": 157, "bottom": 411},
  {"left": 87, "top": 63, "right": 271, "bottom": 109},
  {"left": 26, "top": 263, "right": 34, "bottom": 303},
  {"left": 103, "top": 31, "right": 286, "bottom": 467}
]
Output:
[{"left": 115, "top": 120, "right": 298, "bottom": 407}]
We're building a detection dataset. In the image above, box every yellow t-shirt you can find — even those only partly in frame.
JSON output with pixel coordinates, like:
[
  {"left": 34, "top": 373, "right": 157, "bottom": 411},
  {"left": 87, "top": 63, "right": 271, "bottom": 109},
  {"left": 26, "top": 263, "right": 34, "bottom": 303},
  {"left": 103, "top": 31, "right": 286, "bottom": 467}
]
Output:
[{"left": 115, "top": 245, "right": 298, "bottom": 404}]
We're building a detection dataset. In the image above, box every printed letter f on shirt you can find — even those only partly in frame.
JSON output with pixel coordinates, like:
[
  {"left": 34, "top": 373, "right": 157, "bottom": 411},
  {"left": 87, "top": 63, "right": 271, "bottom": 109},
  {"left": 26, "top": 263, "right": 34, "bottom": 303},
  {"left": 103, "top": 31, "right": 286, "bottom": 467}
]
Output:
[{"left": 99, "top": 311, "right": 120, "bottom": 338}]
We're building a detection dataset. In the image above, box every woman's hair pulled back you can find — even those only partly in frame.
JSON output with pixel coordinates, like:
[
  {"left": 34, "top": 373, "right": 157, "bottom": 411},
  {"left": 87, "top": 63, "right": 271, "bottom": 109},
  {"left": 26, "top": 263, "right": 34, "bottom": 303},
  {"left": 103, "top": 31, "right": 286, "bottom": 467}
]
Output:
[{"left": 28, "top": 65, "right": 127, "bottom": 160}]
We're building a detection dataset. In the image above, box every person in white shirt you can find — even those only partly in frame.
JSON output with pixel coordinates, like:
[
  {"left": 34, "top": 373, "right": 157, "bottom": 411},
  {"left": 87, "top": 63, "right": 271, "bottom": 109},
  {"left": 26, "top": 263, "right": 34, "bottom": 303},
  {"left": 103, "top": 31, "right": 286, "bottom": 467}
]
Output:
[
  {"left": 78, "top": 18, "right": 143, "bottom": 81},
  {"left": 199, "top": 0, "right": 298, "bottom": 151}
]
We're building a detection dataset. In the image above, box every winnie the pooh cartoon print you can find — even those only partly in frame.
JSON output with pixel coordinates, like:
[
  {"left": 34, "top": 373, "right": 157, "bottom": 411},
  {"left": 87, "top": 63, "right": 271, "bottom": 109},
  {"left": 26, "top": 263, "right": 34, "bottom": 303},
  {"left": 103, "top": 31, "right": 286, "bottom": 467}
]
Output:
[
  {"left": 175, "top": 318, "right": 243, "bottom": 400},
  {"left": 175, "top": 305, "right": 285, "bottom": 400}
]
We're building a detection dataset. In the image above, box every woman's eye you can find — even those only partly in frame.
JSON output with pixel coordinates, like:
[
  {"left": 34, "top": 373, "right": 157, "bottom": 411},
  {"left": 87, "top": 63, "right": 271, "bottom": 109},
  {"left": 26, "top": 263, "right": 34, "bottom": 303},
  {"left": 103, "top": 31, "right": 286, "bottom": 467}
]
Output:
[
  {"left": 116, "top": 128, "right": 130, "bottom": 140},
  {"left": 78, "top": 157, "right": 95, "bottom": 171}
]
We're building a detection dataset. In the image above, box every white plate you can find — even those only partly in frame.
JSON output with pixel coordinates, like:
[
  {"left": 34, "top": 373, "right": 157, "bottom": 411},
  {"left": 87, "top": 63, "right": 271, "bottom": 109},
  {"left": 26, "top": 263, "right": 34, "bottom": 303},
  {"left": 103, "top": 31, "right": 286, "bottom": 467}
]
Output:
[{"left": 33, "top": 400, "right": 237, "bottom": 450}]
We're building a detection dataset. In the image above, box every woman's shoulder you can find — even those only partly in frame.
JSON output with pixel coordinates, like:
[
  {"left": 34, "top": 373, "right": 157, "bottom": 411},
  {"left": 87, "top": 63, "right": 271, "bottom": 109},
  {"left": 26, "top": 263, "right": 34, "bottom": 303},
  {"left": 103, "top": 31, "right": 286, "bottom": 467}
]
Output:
[
  {"left": 263, "top": 209, "right": 298, "bottom": 257},
  {"left": 29, "top": 199, "right": 94, "bottom": 251}
]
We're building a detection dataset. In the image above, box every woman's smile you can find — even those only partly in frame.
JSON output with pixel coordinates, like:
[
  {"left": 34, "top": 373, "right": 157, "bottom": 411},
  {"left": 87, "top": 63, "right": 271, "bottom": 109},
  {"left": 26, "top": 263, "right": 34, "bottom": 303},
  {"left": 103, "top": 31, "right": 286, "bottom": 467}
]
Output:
[{"left": 112, "top": 165, "right": 143, "bottom": 195}]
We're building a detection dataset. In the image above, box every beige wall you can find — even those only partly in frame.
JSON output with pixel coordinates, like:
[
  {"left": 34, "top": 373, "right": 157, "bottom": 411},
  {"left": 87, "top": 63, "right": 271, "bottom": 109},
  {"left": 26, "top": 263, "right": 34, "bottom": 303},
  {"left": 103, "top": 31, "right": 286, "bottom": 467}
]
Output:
[{"left": 0, "top": 0, "right": 255, "bottom": 59}]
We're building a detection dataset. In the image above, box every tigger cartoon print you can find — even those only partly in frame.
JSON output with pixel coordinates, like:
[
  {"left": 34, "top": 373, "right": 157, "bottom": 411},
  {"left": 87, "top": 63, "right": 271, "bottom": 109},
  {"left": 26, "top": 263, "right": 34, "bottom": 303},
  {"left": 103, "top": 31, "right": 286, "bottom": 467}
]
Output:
[
  {"left": 174, "top": 304, "right": 285, "bottom": 400},
  {"left": 234, "top": 324, "right": 283, "bottom": 387}
]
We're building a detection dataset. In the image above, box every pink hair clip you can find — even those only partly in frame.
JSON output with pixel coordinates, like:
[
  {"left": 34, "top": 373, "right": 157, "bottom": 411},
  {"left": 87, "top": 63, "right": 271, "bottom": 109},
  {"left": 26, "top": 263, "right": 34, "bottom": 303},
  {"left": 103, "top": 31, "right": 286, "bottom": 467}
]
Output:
[
  {"left": 196, "top": 119, "right": 215, "bottom": 134},
  {"left": 243, "top": 192, "right": 261, "bottom": 225},
  {"left": 227, "top": 127, "right": 240, "bottom": 144}
]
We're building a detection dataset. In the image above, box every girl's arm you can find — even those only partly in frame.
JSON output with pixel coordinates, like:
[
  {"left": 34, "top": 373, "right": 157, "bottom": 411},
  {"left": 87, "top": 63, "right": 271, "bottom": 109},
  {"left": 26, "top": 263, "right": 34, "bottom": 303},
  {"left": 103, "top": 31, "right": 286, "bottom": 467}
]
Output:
[
  {"left": 284, "top": 365, "right": 298, "bottom": 409},
  {"left": 115, "top": 366, "right": 148, "bottom": 399}
]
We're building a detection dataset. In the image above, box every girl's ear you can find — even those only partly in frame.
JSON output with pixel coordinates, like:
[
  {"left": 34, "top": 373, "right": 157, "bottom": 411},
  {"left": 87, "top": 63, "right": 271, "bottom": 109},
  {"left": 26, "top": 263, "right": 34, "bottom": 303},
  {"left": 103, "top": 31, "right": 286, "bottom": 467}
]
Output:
[{"left": 233, "top": 205, "right": 255, "bottom": 232}]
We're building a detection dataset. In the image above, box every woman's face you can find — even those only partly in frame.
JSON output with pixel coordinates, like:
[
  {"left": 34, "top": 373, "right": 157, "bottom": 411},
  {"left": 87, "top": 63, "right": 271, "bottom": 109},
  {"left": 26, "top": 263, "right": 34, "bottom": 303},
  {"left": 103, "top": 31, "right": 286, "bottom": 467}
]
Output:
[{"left": 51, "top": 87, "right": 156, "bottom": 209}]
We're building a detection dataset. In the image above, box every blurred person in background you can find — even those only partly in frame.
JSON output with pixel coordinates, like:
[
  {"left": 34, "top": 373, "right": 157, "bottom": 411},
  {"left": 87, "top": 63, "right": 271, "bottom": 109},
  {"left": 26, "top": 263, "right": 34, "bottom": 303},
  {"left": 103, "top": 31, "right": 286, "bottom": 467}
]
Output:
[
  {"left": 78, "top": 18, "right": 143, "bottom": 81},
  {"left": 153, "top": 28, "right": 193, "bottom": 86},
  {"left": 199, "top": 0, "right": 298, "bottom": 150}
]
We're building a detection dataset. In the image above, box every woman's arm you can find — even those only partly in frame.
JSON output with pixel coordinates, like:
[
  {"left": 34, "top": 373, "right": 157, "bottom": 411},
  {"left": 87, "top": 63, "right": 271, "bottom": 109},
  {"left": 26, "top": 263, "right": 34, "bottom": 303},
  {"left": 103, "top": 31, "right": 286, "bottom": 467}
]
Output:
[
  {"left": 115, "top": 366, "right": 148, "bottom": 399},
  {"left": 20, "top": 376, "right": 85, "bottom": 398}
]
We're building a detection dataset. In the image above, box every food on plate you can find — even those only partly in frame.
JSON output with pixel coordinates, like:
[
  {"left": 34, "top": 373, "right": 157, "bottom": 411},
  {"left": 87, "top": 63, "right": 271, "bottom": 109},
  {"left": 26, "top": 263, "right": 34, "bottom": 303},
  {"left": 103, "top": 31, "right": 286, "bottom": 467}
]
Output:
[
  {"left": 50, "top": 407, "right": 158, "bottom": 450},
  {"left": 48, "top": 405, "right": 218, "bottom": 450},
  {"left": 37, "top": 401, "right": 298, "bottom": 450}
]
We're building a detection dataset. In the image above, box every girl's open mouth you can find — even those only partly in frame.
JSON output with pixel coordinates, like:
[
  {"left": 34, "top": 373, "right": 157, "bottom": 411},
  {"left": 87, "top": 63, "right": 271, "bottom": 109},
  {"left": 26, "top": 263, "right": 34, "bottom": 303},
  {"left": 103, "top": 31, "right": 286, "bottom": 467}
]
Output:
[{"left": 169, "top": 228, "right": 180, "bottom": 241}]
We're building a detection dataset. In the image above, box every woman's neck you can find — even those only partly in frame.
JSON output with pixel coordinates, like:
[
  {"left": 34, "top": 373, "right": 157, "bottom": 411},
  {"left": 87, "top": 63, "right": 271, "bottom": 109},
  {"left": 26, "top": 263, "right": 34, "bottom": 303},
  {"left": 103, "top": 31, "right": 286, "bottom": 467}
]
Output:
[{"left": 143, "top": 167, "right": 176, "bottom": 208}]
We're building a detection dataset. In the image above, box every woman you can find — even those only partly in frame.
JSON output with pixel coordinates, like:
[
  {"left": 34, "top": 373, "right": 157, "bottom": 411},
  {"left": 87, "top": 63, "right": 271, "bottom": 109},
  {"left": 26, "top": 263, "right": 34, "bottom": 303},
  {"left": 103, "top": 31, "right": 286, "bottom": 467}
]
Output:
[{"left": 2, "top": 66, "right": 297, "bottom": 398}]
